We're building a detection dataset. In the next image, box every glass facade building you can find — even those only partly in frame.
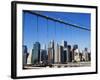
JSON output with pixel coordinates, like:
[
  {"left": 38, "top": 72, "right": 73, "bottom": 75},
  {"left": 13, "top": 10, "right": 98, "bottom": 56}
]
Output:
[
  {"left": 31, "top": 42, "right": 40, "bottom": 64},
  {"left": 23, "top": 45, "right": 29, "bottom": 67}
]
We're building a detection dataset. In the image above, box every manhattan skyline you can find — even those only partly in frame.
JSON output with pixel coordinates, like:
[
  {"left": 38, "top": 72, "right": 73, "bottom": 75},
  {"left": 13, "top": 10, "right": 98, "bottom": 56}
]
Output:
[{"left": 23, "top": 40, "right": 91, "bottom": 68}]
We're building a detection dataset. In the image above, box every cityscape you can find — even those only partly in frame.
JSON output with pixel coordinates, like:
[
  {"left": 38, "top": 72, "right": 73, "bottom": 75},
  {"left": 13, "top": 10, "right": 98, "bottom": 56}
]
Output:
[
  {"left": 23, "top": 40, "right": 91, "bottom": 69},
  {"left": 23, "top": 11, "right": 91, "bottom": 69}
]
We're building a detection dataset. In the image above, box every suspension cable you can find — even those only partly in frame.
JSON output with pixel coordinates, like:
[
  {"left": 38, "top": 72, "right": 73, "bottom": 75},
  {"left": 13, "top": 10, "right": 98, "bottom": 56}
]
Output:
[
  {"left": 36, "top": 15, "right": 38, "bottom": 42},
  {"left": 24, "top": 10, "right": 90, "bottom": 31}
]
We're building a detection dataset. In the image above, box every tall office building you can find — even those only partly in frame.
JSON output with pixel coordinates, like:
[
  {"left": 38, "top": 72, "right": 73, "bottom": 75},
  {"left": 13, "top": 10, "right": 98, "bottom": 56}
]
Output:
[
  {"left": 27, "top": 49, "right": 32, "bottom": 64},
  {"left": 48, "top": 40, "right": 54, "bottom": 48},
  {"left": 23, "top": 45, "right": 29, "bottom": 66},
  {"left": 83, "top": 48, "right": 89, "bottom": 61},
  {"left": 40, "top": 49, "right": 47, "bottom": 64},
  {"left": 31, "top": 42, "right": 41, "bottom": 64},
  {"left": 63, "top": 48, "right": 67, "bottom": 63},
  {"left": 54, "top": 43, "right": 60, "bottom": 63},
  {"left": 73, "top": 44, "right": 78, "bottom": 50},
  {"left": 88, "top": 53, "right": 91, "bottom": 61},
  {"left": 79, "top": 50, "right": 83, "bottom": 61},
  {"left": 61, "top": 40, "right": 67, "bottom": 63},
  {"left": 67, "top": 45, "right": 72, "bottom": 62},
  {"left": 74, "top": 48, "right": 80, "bottom": 62},
  {"left": 23, "top": 45, "right": 28, "bottom": 53},
  {"left": 58, "top": 45, "right": 61, "bottom": 63},
  {"left": 60, "top": 45, "right": 64, "bottom": 63},
  {"left": 48, "top": 40, "right": 55, "bottom": 64},
  {"left": 48, "top": 48, "right": 54, "bottom": 64},
  {"left": 40, "top": 44, "right": 47, "bottom": 63},
  {"left": 72, "top": 44, "right": 78, "bottom": 62},
  {"left": 88, "top": 49, "right": 91, "bottom": 61},
  {"left": 62, "top": 40, "right": 67, "bottom": 48}
]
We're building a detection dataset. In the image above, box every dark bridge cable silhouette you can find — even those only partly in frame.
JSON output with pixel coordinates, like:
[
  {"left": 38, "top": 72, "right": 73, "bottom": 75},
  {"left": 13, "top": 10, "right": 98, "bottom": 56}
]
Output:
[
  {"left": 46, "top": 18, "right": 48, "bottom": 43},
  {"left": 36, "top": 15, "right": 39, "bottom": 41},
  {"left": 23, "top": 10, "right": 91, "bottom": 31}
]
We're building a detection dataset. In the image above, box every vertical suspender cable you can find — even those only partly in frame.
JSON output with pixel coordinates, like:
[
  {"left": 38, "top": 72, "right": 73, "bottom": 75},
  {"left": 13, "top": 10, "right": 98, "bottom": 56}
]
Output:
[
  {"left": 60, "top": 22, "right": 63, "bottom": 42},
  {"left": 62, "top": 23, "right": 63, "bottom": 41},
  {"left": 36, "top": 15, "right": 38, "bottom": 42},
  {"left": 47, "top": 18, "right": 48, "bottom": 43},
  {"left": 54, "top": 21, "right": 56, "bottom": 42},
  {"left": 46, "top": 18, "right": 48, "bottom": 50}
]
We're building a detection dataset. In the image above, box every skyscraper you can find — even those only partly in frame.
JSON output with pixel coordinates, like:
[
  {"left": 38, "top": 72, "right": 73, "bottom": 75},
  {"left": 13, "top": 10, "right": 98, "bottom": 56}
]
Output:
[
  {"left": 88, "top": 49, "right": 91, "bottom": 61},
  {"left": 31, "top": 42, "right": 41, "bottom": 64},
  {"left": 54, "top": 43, "right": 60, "bottom": 63},
  {"left": 48, "top": 48, "right": 54, "bottom": 64},
  {"left": 83, "top": 48, "right": 89, "bottom": 61},
  {"left": 23, "top": 45, "right": 29, "bottom": 66},
  {"left": 27, "top": 49, "right": 32, "bottom": 64},
  {"left": 73, "top": 44, "right": 80, "bottom": 62},
  {"left": 23, "top": 45, "right": 28, "bottom": 53},
  {"left": 63, "top": 48, "right": 67, "bottom": 63},
  {"left": 48, "top": 40, "right": 55, "bottom": 64},
  {"left": 62, "top": 40, "right": 67, "bottom": 48},
  {"left": 72, "top": 44, "right": 78, "bottom": 62},
  {"left": 67, "top": 45, "right": 72, "bottom": 62},
  {"left": 41, "top": 50, "right": 47, "bottom": 63},
  {"left": 73, "top": 44, "right": 78, "bottom": 50},
  {"left": 48, "top": 40, "right": 54, "bottom": 48},
  {"left": 60, "top": 45, "right": 64, "bottom": 63},
  {"left": 61, "top": 40, "right": 68, "bottom": 63},
  {"left": 79, "top": 50, "right": 83, "bottom": 61}
]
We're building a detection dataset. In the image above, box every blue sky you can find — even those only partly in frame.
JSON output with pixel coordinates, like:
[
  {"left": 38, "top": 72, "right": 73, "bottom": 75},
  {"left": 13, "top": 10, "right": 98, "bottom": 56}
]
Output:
[{"left": 23, "top": 11, "right": 91, "bottom": 52}]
